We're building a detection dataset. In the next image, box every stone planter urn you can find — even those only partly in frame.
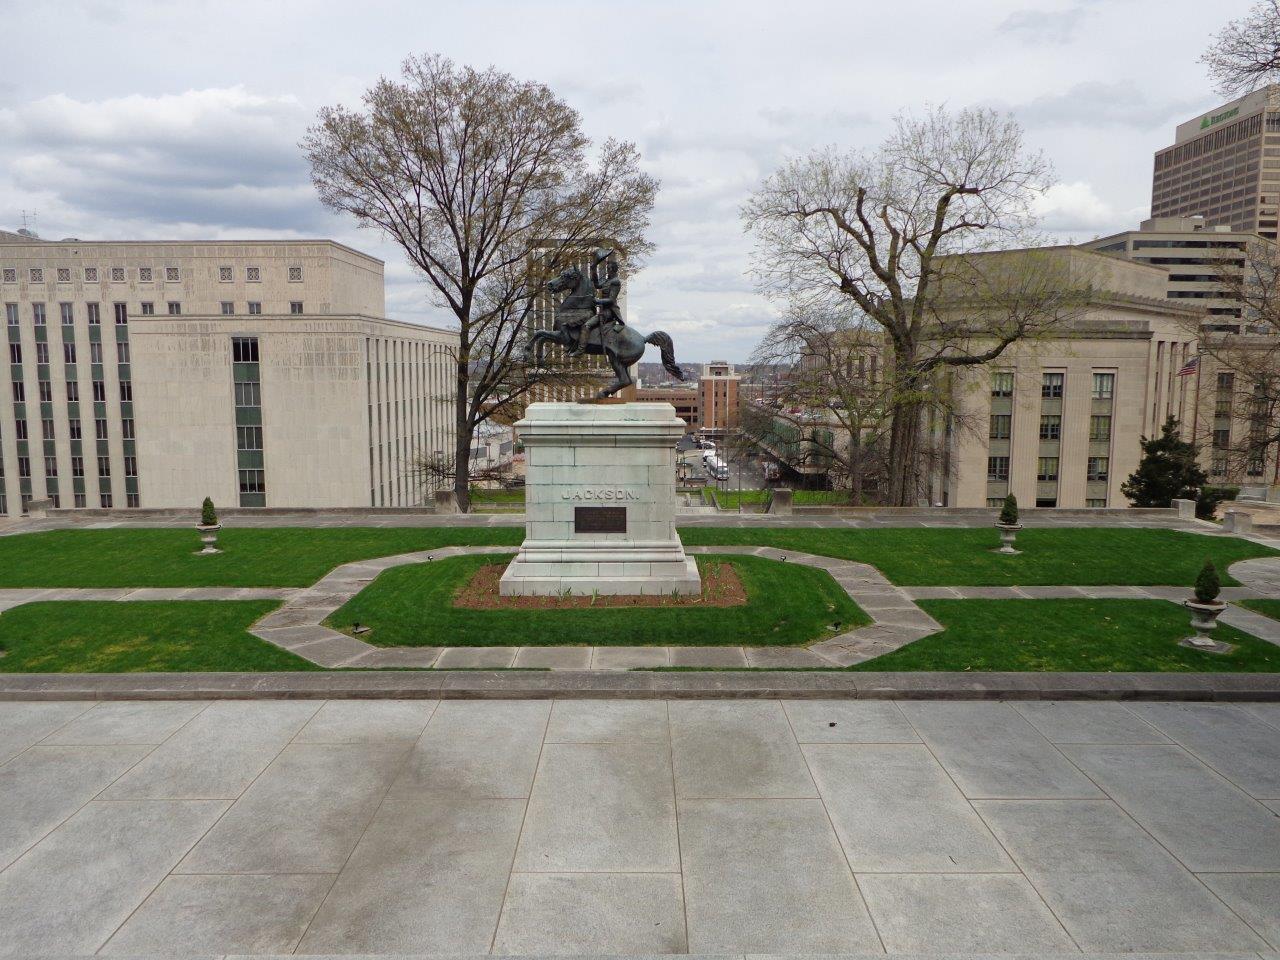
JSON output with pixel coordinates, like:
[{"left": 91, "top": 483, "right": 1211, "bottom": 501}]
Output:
[
  {"left": 195, "top": 522, "right": 222, "bottom": 555},
  {"left": 1183, "top": 599, "right": 1228, "bottom": 649},
  {"left": 994, "top": 522, "right": 1022, "bottom": 555}
]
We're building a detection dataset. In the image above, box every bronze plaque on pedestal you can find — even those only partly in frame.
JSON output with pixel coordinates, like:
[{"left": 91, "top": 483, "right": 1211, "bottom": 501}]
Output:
[{"left": 575, "top": 506, "right": 627, "bottom": 533}]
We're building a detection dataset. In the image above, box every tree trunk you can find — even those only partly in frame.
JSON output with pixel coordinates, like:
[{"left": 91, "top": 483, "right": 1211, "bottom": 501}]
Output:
[
  {"left": 886, "top": 399, "right": 925, "bottom": 507},
  {"left": 453, "top": 355, "right": 472, "bottom": 514}
]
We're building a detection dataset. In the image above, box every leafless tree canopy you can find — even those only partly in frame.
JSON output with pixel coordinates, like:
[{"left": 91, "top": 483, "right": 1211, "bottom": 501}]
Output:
[
  {"left": 302, "top": 54, "right": 658, "bottom": 510},
  {"left": 1202, "top": 0, "right": 1280, "bottom": 97},
  {"left": 743, "top": 106, "right": 1079, "bottom": 505}
]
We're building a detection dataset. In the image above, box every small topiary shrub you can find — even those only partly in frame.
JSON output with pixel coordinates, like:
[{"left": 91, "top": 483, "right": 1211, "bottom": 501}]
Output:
[
  {"left": 998, "top": 494, "right": 1019, "bottom": 526},
  {"left": 1194, "top": 558, "right": 1221, "bottom": 604},
  {"left": 200, "top": 497, "right": 218, "bottom": 527}
]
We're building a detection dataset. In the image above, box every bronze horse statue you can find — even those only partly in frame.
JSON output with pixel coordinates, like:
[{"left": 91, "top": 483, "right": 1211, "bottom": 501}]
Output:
[{"left": 525, "top": 264, "right": 685, "bottom": 397}]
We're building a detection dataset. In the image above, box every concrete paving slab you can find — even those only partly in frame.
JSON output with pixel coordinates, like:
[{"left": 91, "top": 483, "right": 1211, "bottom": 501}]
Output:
[
  {"left": 593, "top": 646, "right": 671, "bottom": 669},
  {"left": 670, "top": 701, "right": 816, "bottom": 799},
  {"left": 0, "top": 744, "right": 151, "bottom": 871},
  {"left": 39, "top": 700, "right": 208, "bottom": 744},
  {"left": 513, "top": 646, "right": 593, "bottom": 669},
  {"left": 900, "top": 701, "right": 1104, "bottom": 799},
  {"left": 857, "top": 873, "right": 1076, "bottom": 952},
  {"left": 294, "top": 700, "right": 437, "bottom": 743},
  {"left": 805, "top": 743, "right": 1013, "bottom": 872},
  {"left": 1243, "top": 701, "right": 1280, "bottom": 729},
  {"left": 101, "top": 700, "right": 321, "bottom": 800},
  {"left": 976, "top": 798, "right": 1269, "bottom": 952},
  {"left": 545, "top": 699, "right": 669, "bottom": 743},
  {"left": 669, "top": 645, "right": 749, "bottom": 667},
  {"left": 493, "top": 872, "right": 686, "bottom": 955},
  {"left": 1129, "top": 702, "right": 1280, "bottom": 797},
  {"left": 0, "top": 798, "right": 228, "bottom": 955},
  {"left": 782, "top": 700, "right": 919, "bottom": 743},
  {"left": 98, "top": 873, "right": 333, "bottom": 955},
  {"left": 1012, "top": 701, "right": 1170, "bottom": 743},
  {"left": 387, "top": 699, "right": 550, "bottom": 799},
  {"left": 434, "top": 646, "right": 519, "bottom": 669},
  {"left": 744, "top": 647, "right": 834, "bottom": 668},
  {"left": 514, "top": 741, "right": 678, "bottom": 873},
  {"left": 1062, "top": 744, "right": 1280, "bottom": 872},
  {"left": 296, "top": 797, "right": 524, "bottom": 954},
  {"left": 679, "top": 798, "right": 881, "bottom": 954},
  {"left": 1197, "top": 873, "right": 1280, "bottom": 950},
  {"left": 344, "top": 647, "right": 442, "bottom": 668},
  {"left": 177, "top": 742, "right": 408, "bottom": 874},
  {"left": 0, "top": 700, "right": 97, "bottom": 763}
]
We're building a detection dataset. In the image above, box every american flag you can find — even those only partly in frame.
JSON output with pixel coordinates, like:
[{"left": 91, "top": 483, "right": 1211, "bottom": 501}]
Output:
[{"left": 1177, "top": 354, "right": 1201, "bottom": 377}]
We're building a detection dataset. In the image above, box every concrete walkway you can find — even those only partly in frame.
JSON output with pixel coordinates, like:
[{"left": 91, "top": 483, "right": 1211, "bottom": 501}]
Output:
[{"left": 0, "top": 697, "right": 1276, "bottom": 956}]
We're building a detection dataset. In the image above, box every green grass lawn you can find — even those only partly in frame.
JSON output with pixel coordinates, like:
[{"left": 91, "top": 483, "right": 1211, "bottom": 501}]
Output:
[
  {"left": 850, "top": 598, "right": 1280, "bottom": 672},
  {"left": 0, "top": 601, "right": 318, "bottom": 672},
  {"left": 1239, "top": 598, "right": 1280, "bottom": 622},
  {"left": 326, "top": 553, "right": 867, "bottom": 647},
  {"left": 0, "top": 527, "right": 523, "bottom": 588},
  {"left": 0, "top": 525, "right": 1271, "bottom": 589},
  {"left": 707, "top": 489, "right": 769, "bottom": 509},
  {"left": 680, "top": 527, "right": 1276, "bottom": 586},
  {"left": 470, "top": 488, "right": 525, "bottom": 509}
]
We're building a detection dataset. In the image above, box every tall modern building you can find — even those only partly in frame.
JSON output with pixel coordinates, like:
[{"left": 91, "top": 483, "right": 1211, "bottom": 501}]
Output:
[
  {"left": 1151, "top": 86, "right": 1280, "bottom": 241},
  {"left": 698, "top": 361, "right": 741, "bottom": 440},
  {"left": 1083, "top": 216, "right": 1274, "bottom": 331},
  {"left": 0, "top": 232, "right": 457, "bottom": 517}
]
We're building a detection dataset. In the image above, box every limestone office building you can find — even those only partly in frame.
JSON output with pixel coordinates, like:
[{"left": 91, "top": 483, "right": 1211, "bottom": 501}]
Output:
[{"left": 0, "top": 231, "right": 457, "bottom": 517}]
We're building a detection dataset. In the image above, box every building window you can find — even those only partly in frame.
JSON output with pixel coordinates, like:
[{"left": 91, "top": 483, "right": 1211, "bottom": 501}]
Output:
[
  {"left": 124, "top": 456, "right": 137, "bottom": 477},
  {"left": 97, "top": 456, "right": 111, "bottom": 477},
  {"left": 1092, "top": 372, "right": 1115, "bottom": 400},
  {"left": 288, "top": 266, "right": 303, "bottom": 282},
  {"left": 87, "top": 303, "right": 100, "bottom": 325},
  {"left": 986, "top": 497, "right": 1005, "bottom": 508},
  {"left": 238, "top": 469, "right": 266, "bottom": 494},
  {"left": 95, "top": 418, "right": 108, "bottom": 440},
  {"left": 84, "top": 267, "right": 98, "bottom": 283},
  {"left": 100, "top": 493, "right": 112, "bottom": 508},
  {"left": 32, "top": 303, "right": 45, "bottom": 325},
  {"left": 167, "top": 302, "right": 181, "bottom": 315},
  {"left": 1215, "top": 397, "right": 1233, "bottom": 417},
  {"left": 1041, "top": 372, "right": 1064, "bottom": 398},
  {"left": 90, "top": 342, "right": 102, "bottom": 364},
  {"left": 140, "top": 302, "right": 155, "bottom": 316},
  {"left": 92, "top": 381, "right": 106, "bottom": 403},
  {"left": 5, "top": 303, "right": 16, "bottom": 325},
  {"left": 38, "top": 380, "right": 52, "bottom": 403},
  {"left": 1247, "top": 455, "right": 1265, "bottom": 476},
  {"left": 41, "top": 417, "right": 54, "bottom": 438},
  {"left": 110, "top": 267, "right": 125, "bottom": 282},
  {"left": 1213, "top": 428, "right": 1231, "bottom": 448},
  {"left": 8, "top": 343, "right": 20, "bottom": 364},
  {"left": 987, "top": 456, "right": 1010, "bottom": 482},
  {"left": 1039, "top": 415, "right": 1061, "bottom": 441},
  {"left": 56, "top": 268, "right": 70, "bottom": 283},
  {"left": 1086, "top": 497, "right": 1107, "bottom": 508},
  {"left": 237, "top": 425, "right": 263, "bottom": 449},
  {"left": 234, "top": 381, "right": 261, "bottom": 407},
  {"left": 117, "top": 341, "right": 130, "bottom": 363},
  {"left": 165, "top": 266, "right": 179, "bottom": 282},
  {"left": 2, "top": 268, "right": 15, "bottom": 283},
  {"left": 17, "top": 456, "right": 30, "bottom": 478},
  {"left": 66, "top": 380, "right": 79, "bottom": 402},
  {"left": 989, "top": 414, "right": 1011, "bottom": 439},
  {"left": 69, "top": 419, "right": 81, "bottom": 440},
  {"left": 113, "top": 303, "right": 128, "bottom": 325},
  {"left": 63, "top": 341, "right": 77, "bottom": 364},
  {"left": 1217, "top": 371, "right": 1235, "bottom": 391},
  {"left": 35, "top": 342, "right": 49, "bottom": 364},
  {"left": 74, "top": 493, "right": 86, "bottom": 508},
  {"left": 126, "top": 493, "right": 140, "bottom": 508},
  {"left": 139, "top": 267, "right": 153, "bottom": 282},
  {"left": 219, "top": 266, "right": 233, "bottom": 282},
  {"left": 220, "top": 301, "right": 234, "bottom": 315},
  {"left": 59, "top": 302, "right": 73, "bottom": 324},
  {"left": 11, "top": 381, "right": 24, "bottom": 402},
  {"left": 1035, "top": 497, "right": 1058, "bottom": 508},
  {"left": 246, "top": 266, "right": 261, "bottom": 282},
  {"left": 119, "top": 381, "right": 132, "bottom": 403},
  {"left": 232, "top": 336, "right": 260, "bottom": 363},
  {"left": 247, "top": 301, "right": 261, "bottom": 315},
  {"left": 290, "top": 301, "right": 303, "bottom": 314},
  {"left": 1087, "top": 456, "right": 1109, "bottom": 482},
  {"left": 990, "top": 371, "right": 1014, "bottom": 398},
  {"left": 1088, "top": 415, "right": 1111, "bottom": 442},
  {"left": 1037, "top": 456, "right": 1059, "bottom": 481},
  {"left": 14, "top": 420, "right": 27, "bottom": 440},
  {"left": 44, "top": 456, "right": 58, "bottom": 478},
  {"left": 29, "top": 268, "right": 43, "bottom": 283},
  {"left": 71, "top": 456, "right": 84, "bottom": 478},
  {"left": 121, "top": 418, "right": 134, "bottom": 440}
]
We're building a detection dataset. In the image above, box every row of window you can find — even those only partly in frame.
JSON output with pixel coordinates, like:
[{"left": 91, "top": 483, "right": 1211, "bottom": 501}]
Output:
[
  {"left": 6, "top": 301, "right": 303, "bottom": 323},
  {"left": 9, "top": 378, "right": 131, "bottom": 405},
  {"left": 989, "top": 414, "right": 1112, "bottom": 442},
  {"left": 9, "top": 416, "right": 135, "bottom": 442},
  {"left": 15, "top": 455, "right": 137, "bottom": 480},
  {"left": 1, "top": 265, "right": 304, "bottom": 285},
  {"left": 991, "top": 371, "right": 1115, "bottom": 400},
  {"left": 8, "top": 341, "right": 129, "bottom": 365},
  {"left": 987, "top": 456, "right": 1109, "bottom": 483}
]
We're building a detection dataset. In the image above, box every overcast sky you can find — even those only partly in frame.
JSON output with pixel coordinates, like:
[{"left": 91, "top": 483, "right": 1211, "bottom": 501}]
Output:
[{"left": 0, "top": 0, "right": 1251, "bottom": 362}]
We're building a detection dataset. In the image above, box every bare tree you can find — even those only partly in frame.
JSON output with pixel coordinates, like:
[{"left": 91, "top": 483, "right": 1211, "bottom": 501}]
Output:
[
  {"left": 743, "top": 107, "right": 1078, "bottom": 505},
  {"left": 1192, "top": 242, "right": 1280, "bottom": 481},
  {"left": 740, "top": 306, "right": 891, "bottom": 502},
  {"left": 303, "top": 54, "right": 657, "bottom": 511},
  {"left": 1202, "top": 0, "right": 1280, "bottom": 97}
]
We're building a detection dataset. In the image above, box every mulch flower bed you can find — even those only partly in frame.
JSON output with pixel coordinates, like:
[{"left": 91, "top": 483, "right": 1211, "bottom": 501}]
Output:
[{"left": 454, "top": 560, "right": 748, "bottom": 609}]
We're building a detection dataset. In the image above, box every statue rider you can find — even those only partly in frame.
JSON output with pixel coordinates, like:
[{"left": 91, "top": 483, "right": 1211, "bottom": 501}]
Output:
[{"left": 568, "top": 247, "right": 623, "bottom": 357}]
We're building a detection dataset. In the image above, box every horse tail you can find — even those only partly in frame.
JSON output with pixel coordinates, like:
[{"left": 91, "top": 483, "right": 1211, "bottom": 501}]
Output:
[{"left": 645, "top": 331, "right": 685, "bottom": 381}]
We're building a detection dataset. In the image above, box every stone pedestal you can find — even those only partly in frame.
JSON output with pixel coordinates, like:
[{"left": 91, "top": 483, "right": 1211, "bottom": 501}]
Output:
[{"left": 500, "top": 402, "right": 701, "bottom": 597}]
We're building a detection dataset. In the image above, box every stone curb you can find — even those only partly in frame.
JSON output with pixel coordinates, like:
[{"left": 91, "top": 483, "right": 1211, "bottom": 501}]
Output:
[{"left": 0, "top": 670, "right": 1277, "bottom": 701}]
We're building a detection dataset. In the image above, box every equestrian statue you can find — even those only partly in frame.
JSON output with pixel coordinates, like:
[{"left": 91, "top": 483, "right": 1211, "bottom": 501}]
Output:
[{"left": 524, "top": 247, "right": 685, "bottom": 398}]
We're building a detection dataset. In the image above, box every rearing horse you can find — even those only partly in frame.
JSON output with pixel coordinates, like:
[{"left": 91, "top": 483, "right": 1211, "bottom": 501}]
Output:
[{"left": 525, "top": 265, "right": 685, "bottom": 397}]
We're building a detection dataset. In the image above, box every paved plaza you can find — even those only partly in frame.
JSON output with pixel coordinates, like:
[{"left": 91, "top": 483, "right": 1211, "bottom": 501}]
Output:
[{"left": 0, "top": 697, "right": 1278, "bottom": 957}]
